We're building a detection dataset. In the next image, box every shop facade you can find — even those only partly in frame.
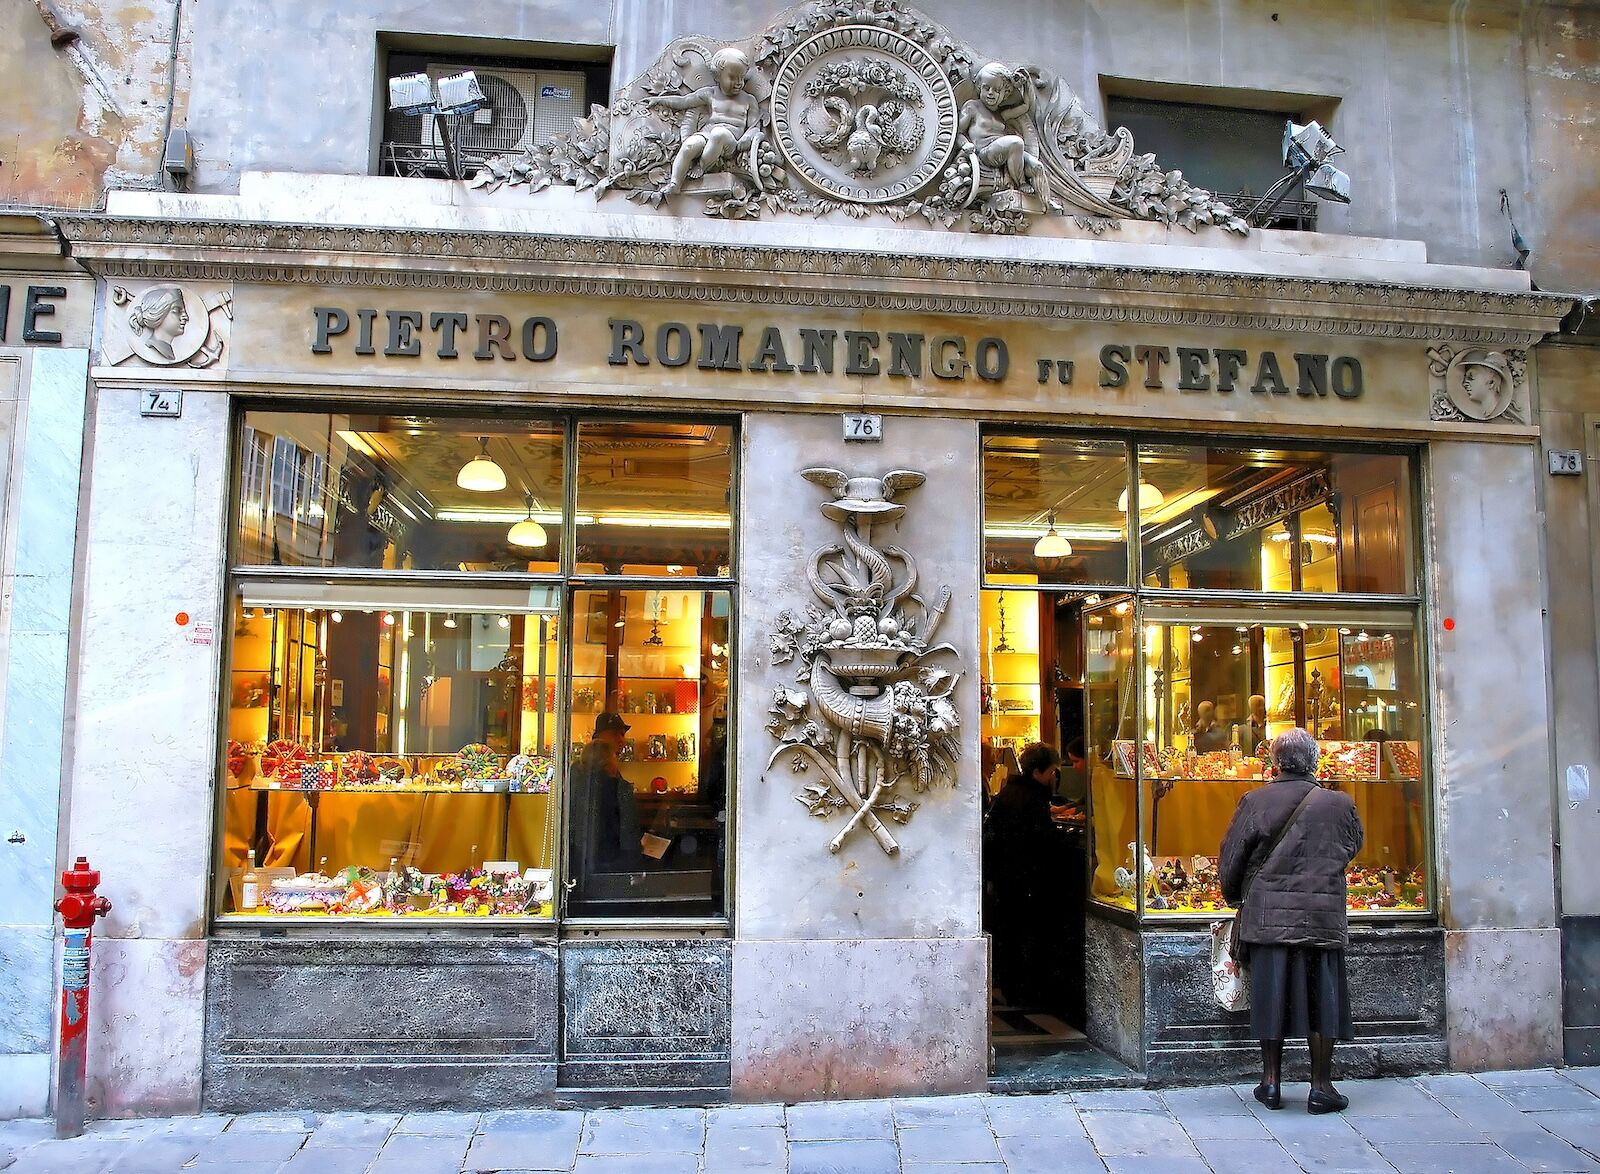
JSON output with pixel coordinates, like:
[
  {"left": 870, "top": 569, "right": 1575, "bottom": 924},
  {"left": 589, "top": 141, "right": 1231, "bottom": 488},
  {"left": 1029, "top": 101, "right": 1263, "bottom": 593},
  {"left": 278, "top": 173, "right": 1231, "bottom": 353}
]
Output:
[{"left": 27, "top": 0, "right": 1584, "bottom": 1116}]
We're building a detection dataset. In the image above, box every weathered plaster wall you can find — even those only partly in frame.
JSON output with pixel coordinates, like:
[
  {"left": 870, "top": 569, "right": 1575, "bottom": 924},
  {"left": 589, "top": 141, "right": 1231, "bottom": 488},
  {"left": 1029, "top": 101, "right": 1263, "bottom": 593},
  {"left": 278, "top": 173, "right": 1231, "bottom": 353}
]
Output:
[
  {"left": 1428, "top": 437, "right": 1562, "bottom": 1069},
  {"left": 64, "top": 385, "right": 230, "bottom": 1116},
  {"left": 731, "top": 411, "right": 987, "bottom": 1099},
  {"left": 1525, "top": 4, "right": 1600, "bottom": 294},
  {"left": 167, "top": 0, "right": 1540, "bottom": 269},
  {"left": 0, "top": 1, "right": 190, "bottom": 208}
]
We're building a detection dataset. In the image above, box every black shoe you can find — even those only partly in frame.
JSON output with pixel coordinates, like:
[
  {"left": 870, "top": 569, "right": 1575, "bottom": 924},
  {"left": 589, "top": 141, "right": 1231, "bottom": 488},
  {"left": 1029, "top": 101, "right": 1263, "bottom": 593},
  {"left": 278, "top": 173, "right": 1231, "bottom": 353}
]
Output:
[
  {"left": 1253, "top": 1082, "right": 1283, "bottom": 1110},
  {"left": 1307, "top": 1088, "right": 1349, "bottom": 1114}
]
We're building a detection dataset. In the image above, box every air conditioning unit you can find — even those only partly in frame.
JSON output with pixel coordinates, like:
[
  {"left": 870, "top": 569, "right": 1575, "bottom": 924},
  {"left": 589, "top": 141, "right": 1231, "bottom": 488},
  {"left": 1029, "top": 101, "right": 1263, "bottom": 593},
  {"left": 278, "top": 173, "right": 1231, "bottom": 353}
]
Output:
[{"left": 415, "top": 65, "right": 586, "bottom": 158}]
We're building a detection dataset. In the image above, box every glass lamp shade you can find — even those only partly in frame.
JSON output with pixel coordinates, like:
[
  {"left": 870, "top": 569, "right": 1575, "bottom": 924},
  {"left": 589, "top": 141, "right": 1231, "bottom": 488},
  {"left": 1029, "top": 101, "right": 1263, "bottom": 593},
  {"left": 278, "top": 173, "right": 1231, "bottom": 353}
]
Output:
[
  {"left": 507, "top": 517, "right": 548, "bottom": 548},
  {"left": 1118, "top": 481, "right": 1166, "bottom": 512},
  {"left": 1033, "top": 528, "right": 1073, "bottom": 558},
  {"left": 457, "top": 438, "right": 507, "bottom": 492}
]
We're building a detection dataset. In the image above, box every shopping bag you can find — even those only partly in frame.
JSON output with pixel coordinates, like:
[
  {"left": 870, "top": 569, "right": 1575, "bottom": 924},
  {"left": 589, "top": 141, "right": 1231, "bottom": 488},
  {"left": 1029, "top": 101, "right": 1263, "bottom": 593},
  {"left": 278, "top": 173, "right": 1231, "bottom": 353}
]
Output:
[{"left": 1210, "top": 919, "right": 1250, "bottom": 1012}]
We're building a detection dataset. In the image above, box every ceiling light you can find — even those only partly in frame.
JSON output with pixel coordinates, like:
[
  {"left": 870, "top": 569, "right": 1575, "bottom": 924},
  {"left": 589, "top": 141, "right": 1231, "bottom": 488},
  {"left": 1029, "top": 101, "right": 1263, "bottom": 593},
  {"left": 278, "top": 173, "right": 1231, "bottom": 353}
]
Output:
[
  {"left": 457, "top": 437, "right": 507, "bottom": 493},
  {"left": 1191, "top": 630, "right": 1203, "bottom": 643},
  {"left": 442, "top": 614, "right": 457, "bottom": 629},
  {"left": 330, "top": 610, "right": 342, "bottom": 623},
  {"left": 1033, "top": 512, "right": 1073, "bottom": 558},
  {"left": 497, "top": 614, "right": 511, "bottom": 630},
  {"left": 507, "top": 491, "right": 549, "bottom": 549},
  {"left": 382, "top": 612, "right": 395, "bottom": 626},
  {"left": 1117, "top": 480, "right": 1166, "bottom": 512}
]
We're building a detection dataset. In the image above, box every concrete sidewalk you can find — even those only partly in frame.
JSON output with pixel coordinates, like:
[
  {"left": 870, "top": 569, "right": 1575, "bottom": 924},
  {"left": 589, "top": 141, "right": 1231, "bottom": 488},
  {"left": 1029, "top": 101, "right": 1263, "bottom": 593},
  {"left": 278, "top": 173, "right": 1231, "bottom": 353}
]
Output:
[{"left": 1, "top": 1068, "right": 1597, "bottom": 1173}]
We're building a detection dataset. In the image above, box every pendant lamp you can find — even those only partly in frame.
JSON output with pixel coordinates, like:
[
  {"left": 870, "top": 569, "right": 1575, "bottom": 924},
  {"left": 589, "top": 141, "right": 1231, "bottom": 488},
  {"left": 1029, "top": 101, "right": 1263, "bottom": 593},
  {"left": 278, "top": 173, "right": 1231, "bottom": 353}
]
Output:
[
  {"left": 508, "top": 491, "right": 548, "bottom": 548},
  {"left": 457, "top": 436, "right": 507, "bottom": 492},
  {"left": 1033, "top": 512, "right": 1072, "bottom": 558},
  {"left": 1117, "top": 480, "right": 1165, "bottom": 512}
]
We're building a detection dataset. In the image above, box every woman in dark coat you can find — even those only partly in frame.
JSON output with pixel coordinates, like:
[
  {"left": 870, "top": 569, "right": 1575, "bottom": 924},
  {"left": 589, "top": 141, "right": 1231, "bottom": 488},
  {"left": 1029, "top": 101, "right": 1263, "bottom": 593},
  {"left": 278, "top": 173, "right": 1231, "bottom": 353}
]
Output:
[{"left": 1220, "top": 727, "right": 1364, "bottom": 1113}]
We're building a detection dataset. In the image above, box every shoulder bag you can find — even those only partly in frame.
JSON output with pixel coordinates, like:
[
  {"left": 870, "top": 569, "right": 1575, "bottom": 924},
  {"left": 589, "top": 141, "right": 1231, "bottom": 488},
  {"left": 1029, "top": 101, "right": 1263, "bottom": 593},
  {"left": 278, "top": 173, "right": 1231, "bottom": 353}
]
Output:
[{"left": 1210, "top": 785, "right": 1320, "bottom": 1012}]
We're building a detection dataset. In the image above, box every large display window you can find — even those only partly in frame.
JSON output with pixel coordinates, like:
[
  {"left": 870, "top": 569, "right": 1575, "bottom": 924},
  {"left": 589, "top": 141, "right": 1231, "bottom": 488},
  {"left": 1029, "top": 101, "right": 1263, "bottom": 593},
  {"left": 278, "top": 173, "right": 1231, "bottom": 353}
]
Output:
[
  {"left": 982, "top": 433, "right": 1429, "bottom": 922},
  {"left": 216, "top": 409, "right": 735, "bottom": 925}
]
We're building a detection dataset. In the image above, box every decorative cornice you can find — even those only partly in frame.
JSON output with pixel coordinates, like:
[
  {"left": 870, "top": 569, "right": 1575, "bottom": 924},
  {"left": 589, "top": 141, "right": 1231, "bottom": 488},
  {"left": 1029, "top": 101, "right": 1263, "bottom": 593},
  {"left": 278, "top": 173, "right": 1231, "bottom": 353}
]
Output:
[{"left": 56, "top": 214, "right": 1572, "bottom": 345}]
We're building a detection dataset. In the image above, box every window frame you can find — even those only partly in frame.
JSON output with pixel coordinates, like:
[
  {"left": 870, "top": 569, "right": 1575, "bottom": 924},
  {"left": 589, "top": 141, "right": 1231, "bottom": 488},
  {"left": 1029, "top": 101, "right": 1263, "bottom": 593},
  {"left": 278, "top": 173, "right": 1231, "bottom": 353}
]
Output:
[{"left": 211, "top": 403, "right": 739, "bottom": 934}]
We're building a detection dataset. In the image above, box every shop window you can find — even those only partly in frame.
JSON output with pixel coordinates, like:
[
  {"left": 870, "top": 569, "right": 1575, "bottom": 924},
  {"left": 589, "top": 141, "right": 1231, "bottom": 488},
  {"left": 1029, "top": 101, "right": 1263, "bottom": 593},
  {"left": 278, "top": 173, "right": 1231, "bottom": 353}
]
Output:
[
  {"left": 234, "top": 412, "right": 565, "bottom": 574},
  {"left": 217, "top": 409, "right": 735, "bottom": 925},
  {"left": 982, "top": 431, "right": 1431, "bottom": 923},
  {"left": 572, "top": 421, "right": 733, "bottom": 576},
  {"left": 982, "top": 436, "right": 1131, "bottom": 588},
  {"left": 379, "top": 50, "right": 611, "bottom": 180},
  {"left": 566, "top": 587, "right": 730, "bottom": 918},
  {"left": 1137, "top": 445, "right": 1416, "bottom": 596}
]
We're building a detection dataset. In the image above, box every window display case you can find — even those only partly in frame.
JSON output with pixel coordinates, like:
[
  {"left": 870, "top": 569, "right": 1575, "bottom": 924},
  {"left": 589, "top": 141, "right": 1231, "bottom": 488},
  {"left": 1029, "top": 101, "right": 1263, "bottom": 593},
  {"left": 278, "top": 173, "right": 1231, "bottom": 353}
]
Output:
[{"left": 1088, "top": 604, "right": 1429, "bottom": 919}]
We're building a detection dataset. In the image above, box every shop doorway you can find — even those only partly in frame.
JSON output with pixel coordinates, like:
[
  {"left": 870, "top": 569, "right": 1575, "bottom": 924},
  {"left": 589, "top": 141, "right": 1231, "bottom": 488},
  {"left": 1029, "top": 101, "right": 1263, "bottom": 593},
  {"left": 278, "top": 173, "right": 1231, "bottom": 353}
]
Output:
[{"left": 980, "top": 587, "right": 1124, "bottom": 1086}]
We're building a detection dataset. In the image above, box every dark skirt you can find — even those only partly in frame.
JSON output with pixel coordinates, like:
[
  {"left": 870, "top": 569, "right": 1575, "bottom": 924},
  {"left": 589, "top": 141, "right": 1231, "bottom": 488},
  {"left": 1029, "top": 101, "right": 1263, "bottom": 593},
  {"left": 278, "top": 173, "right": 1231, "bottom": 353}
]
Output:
[{"left": 1249, "top": 944, "right": 1354, "bottom": 1042}]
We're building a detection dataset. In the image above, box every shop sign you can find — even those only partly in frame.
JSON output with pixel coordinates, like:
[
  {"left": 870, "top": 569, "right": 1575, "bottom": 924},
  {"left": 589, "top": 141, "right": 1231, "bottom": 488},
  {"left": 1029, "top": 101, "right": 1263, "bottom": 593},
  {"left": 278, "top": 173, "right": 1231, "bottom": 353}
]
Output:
[
  {"left": 309, "top": 305, "right": 1366, "bottom": 402},
  {"left": 0, "top": 283, "right": 69, "bottom": 345}
]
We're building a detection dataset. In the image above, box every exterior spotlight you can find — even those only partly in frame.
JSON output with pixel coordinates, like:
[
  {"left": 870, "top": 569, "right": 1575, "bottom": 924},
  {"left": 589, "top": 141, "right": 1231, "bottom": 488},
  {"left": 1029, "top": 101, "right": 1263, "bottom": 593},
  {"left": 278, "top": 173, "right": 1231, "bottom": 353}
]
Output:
[
  {"left": 1033, "top": 512, "right": 1072, "bottom": 558},
  {"left": 1248, "top": 119, "right": 1352, "bottom": 226},
  {"left": 387, "top": 70, "right": 485, "bottom": 181},
  {"left": 457, "top": 437, "right": 507, "bottom": 492}
]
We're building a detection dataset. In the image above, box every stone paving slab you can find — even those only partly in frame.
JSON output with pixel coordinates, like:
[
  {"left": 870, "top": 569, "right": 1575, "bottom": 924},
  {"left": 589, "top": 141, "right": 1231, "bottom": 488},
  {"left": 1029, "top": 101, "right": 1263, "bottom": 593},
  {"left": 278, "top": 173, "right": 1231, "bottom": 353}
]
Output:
[{"left": 0, "top": 1066, "right": 1596, "bottom": 1173}]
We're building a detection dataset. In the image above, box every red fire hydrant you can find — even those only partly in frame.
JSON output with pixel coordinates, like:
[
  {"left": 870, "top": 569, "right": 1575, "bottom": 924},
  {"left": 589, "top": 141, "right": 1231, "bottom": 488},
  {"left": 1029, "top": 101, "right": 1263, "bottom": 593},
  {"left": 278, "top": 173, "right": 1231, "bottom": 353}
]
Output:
[{"left": 53, "top": 857, "right": 111, "bottom": 1139}]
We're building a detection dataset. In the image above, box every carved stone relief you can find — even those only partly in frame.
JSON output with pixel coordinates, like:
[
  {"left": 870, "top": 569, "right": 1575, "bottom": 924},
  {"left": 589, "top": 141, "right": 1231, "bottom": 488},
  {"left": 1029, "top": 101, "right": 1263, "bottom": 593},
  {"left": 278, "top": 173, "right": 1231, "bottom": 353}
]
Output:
[
  {"left": 470, "top": 0, "right": 1247, "bottom": 237},
  {"left": 1427, "top": 344, "right": 1527, "bottom": 424},
  {"left": 103, "top": 282, "right": 231, "bottom": 369},
  {"left": 768, "top": 468, "right": 962, "bottom": 856}
]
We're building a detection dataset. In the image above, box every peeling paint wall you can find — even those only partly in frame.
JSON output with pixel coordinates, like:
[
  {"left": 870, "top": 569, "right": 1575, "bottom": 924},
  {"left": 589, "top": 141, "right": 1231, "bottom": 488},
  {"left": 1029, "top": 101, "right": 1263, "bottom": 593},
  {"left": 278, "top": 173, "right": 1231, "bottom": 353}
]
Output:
[{"left": 0, "top": 0, "right": 190, "bottom": 209}]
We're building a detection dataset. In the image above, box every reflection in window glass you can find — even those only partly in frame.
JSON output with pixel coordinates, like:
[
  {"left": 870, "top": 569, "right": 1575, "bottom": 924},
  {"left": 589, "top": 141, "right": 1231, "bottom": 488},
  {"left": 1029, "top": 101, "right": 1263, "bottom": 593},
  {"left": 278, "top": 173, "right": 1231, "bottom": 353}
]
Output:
[
  {"left": 1102, "top": 615, "right": 1428, "bottom": 918},
  {"left": 566, "top": 588, "right": 730, "bottom": 917},
  {"left": 574, "top": 422, "right": 733, "bottom": 575},
  {"left": 235, "top": 411, "right": 564, "bottom": 573},
  {"left": 218, "top": 594, "right": 560, "bottom": 919},
  {"left": 983, "top": 436, "right": 1130, "bottom": 587},
  {"left": 1136, "top": 445, "right": 1416, "bottom": 595}
]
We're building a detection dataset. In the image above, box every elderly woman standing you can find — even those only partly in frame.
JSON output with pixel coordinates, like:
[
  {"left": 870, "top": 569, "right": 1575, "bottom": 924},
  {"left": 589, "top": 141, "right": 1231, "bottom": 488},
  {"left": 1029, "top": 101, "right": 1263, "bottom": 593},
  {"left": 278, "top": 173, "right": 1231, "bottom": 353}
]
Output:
[{"left": 1220, "top": 727, "right": 1363, "bottom": 1113}]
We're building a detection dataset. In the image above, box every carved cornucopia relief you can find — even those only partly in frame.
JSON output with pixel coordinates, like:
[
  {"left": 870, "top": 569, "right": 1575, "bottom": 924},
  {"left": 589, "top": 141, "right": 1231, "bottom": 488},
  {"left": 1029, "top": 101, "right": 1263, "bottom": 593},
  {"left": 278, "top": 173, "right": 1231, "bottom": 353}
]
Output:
[
  {"left": 767, "top": 468, "right": 962, "bottom": 856},
  {"left": 470, "top": 0, "right": 1248, "bottom": 237}
]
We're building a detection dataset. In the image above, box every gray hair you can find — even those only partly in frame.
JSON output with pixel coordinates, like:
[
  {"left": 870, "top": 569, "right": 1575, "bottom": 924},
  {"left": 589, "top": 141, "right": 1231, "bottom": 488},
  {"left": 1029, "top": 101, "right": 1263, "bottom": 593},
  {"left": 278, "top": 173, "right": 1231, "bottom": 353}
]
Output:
[{"left": 1270, "top": 727, "right": 1319, "bottom": 778}]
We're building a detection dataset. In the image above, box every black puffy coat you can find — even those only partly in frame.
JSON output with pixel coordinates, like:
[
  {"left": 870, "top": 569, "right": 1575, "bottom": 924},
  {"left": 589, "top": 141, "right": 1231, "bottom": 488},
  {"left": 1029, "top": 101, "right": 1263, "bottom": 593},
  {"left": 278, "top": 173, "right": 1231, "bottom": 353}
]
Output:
[{"left": 1219, "top": 774, "right": 1363, "bottom": 948}]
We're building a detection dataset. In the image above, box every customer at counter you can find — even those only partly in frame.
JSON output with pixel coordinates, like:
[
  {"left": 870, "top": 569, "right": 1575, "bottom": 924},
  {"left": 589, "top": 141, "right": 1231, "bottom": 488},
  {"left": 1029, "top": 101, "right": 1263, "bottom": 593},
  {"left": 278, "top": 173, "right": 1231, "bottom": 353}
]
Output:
[
  {"left": 1057, "top": 737, "right": 1089, "bottom": 807},
  {"left": 983, "top": 742, "right": 1065, "bottom": 1006}
]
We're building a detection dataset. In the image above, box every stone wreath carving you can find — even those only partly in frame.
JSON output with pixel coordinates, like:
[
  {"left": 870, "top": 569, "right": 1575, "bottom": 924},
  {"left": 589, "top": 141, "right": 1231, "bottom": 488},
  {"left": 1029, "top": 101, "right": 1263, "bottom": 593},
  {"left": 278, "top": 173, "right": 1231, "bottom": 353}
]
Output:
[
  {"left": 469, "top": 0, "right": 1247, "bottom": 237},
  {"left": 767, "top": 467, "right": 962, "bottom": 856},
  {"left": 1427, "top": 344, "right": 1527, "bottom": 424}
]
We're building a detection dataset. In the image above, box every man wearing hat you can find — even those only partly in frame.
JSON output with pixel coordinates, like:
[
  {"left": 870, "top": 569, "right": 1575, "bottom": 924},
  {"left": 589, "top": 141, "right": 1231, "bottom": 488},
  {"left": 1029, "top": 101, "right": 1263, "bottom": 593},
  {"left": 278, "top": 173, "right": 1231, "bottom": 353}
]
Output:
[{"left": 571, "top": 712, "right": 642, "bottom": 878}]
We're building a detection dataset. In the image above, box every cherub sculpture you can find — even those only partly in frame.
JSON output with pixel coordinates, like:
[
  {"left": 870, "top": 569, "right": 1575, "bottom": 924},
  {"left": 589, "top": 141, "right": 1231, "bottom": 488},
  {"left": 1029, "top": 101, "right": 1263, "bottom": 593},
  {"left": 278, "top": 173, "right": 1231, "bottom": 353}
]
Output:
[
  {"left": 958, "top": 62, "right": 1058, "bottom": 210},
  {"left": 648, "top": 46, "right": 764, "bottom": 196}
]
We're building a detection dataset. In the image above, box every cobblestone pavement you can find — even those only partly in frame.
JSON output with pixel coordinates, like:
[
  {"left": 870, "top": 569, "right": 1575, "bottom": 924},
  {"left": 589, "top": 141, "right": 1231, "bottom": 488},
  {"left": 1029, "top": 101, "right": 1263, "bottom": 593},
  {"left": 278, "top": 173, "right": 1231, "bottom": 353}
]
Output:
[{"left": 1, "top": 1068, "right": 1597, "bottom": 1173}]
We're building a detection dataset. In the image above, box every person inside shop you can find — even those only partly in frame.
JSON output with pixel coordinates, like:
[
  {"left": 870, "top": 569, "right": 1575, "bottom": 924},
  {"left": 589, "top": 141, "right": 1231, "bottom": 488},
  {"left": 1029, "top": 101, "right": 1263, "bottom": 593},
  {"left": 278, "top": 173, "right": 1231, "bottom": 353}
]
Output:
[
  {"left": 983, "top": 742, "right": 1065, "bottom": 1007},
  {"left": 1220, "top": 727, "right": 1364, "bottom": 1115},
  {"left": 1056, "top": 736, "right": 1088, "bottom": 808},
  {"left": 571, "top": 712, "right": 643, "bottom": 873},
  {"left": 1193, "top": 700, "right": 1228, "bottom": 751},
  {"left": 1245, "top": 694, "right": 1271, "bottom": 756}
]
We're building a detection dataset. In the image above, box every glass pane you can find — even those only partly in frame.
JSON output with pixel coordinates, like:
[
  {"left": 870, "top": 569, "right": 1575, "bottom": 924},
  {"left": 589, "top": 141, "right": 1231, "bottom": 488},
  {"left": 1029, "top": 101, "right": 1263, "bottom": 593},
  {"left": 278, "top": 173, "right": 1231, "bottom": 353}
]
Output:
[
  {"left": 574, "top": 421, "right": 733, "bottom": 575},
  {"left": 1085, "top": 601, "right": 1139, "bottom": 912},
  {"left": 981, "top": 586, "right": 1044, "bottom": 759},
  {"left": 235, "top": 410, "right": 564, "bottom": 573},
  {"left": 566, "top": 587, "right": 730, "bottom": 917},
  {"left": 1135, "top": 615, "right": 1428, "bottom": 917},
  {"left": 218, "top": 594, "right": 560, "bottom": 920},
  {"left": 1136, "top": 445, "right": 1416, "bottom": 595},
  {"left": 983, "top": 436, "right": 1130, "bottom": 587}
]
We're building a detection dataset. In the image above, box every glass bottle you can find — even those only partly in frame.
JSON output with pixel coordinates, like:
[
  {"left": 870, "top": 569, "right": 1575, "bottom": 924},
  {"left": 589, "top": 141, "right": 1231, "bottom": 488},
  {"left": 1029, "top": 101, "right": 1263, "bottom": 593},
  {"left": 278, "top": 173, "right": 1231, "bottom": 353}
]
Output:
[
  {"left": 240, "top": 850, "right": 261, "bottom": 912},
  {"left": 1228, "top": 725, "right": 1243, "bottom": 773}
]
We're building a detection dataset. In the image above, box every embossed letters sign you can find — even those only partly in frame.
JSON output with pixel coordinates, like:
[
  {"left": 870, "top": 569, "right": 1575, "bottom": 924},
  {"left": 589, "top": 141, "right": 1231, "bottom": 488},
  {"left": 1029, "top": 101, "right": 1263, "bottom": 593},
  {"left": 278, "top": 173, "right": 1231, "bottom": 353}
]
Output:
[{"left": 310, "top": 305, "right": 1367, "bottom": 400}]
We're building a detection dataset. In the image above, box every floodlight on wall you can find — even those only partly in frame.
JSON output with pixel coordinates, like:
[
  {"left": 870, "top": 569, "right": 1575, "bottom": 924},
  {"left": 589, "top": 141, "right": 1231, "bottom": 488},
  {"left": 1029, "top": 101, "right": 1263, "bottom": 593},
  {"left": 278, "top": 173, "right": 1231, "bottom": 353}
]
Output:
[
  {"left": 1248, "top": 118, "right": 1352, "bottom": 226},
  {"left": 387, "top": 70, "right": 485, "bottom": 180}
]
